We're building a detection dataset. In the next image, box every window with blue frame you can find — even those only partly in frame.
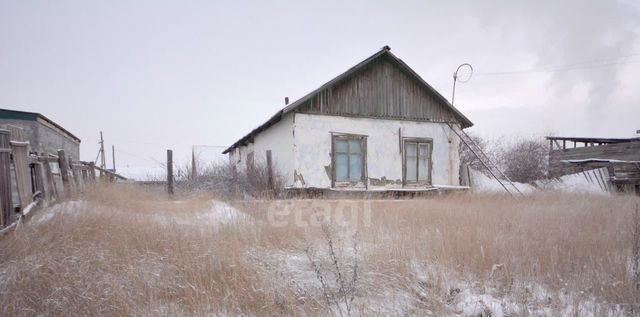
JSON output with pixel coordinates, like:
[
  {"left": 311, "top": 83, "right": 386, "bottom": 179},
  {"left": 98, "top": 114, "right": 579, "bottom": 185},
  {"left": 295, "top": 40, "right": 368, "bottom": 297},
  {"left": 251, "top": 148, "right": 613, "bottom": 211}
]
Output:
[{"left": 332, "top": 134, "right": 366, "bottom": 183}]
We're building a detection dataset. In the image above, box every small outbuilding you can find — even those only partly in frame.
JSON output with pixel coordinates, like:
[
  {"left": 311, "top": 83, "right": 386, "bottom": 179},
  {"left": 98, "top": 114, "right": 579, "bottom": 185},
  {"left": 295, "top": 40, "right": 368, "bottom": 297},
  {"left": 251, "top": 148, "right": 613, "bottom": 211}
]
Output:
[
  {"left": 223, "top": 46, "right": 473, "bottom": 194},
  {"left": 547, "top": 135, "right": 640, "bottom": 194},
  {"left": 0, "top": 108, "right": 80, "bottom": 160}
]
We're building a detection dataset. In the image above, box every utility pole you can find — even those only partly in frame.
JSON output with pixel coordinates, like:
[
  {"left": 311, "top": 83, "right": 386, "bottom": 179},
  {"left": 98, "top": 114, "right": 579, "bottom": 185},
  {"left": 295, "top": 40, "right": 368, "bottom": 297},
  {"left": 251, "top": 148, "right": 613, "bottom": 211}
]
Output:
[
  {"left": 191, "top": 147, "right": 197, "bottom": 180},
  {"left": 112, "top": 145, "right": 116, "bottom": 172},
  {"left": 99, "top": 131, "right": 106, "bottom": 169},
  {"left": 93, "top": 131, "right": 107, "bottom": 178}
]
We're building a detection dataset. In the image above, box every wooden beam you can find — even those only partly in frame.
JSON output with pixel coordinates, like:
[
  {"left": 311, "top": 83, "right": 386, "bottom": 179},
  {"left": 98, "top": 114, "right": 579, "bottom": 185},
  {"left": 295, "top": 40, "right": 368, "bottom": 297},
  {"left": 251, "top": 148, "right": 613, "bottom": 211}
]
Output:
[
  {"left": 69, "top": 156, "right": 82, "bottom": 193},
  {"left": 89, "top": 162, "right": 96, "bottom": 182},
  {"left": 92, "top": 165, "right": 128, "bottom": 181},
  {"left": 266, "top": 150, "right": 273, "bottom": 191},
  {"left": 0, "top": 130, "right": 12, "bottom": 227},
  {"left": 42, "top": 156, "right": 57, "bottom": 200},
  {"left": 57, "top": 150, "right": 71, "bottom": 198},
  {"left": 10, "top": 141, "right": 31, "bottom": 210},
  {"left": 167, "top": 149, "right": 174, "bottom": 196}
]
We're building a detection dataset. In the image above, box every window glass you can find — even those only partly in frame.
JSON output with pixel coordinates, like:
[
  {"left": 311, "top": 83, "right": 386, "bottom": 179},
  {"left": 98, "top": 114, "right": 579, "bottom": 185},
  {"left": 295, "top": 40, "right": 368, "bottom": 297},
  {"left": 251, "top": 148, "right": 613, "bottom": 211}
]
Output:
[
  {"left": 348, "top": 139, "right": 361, "bottom": 153},
  {"left": 333, "top": 135, "right": 365, "bottom": 183},
  {"left": 406, "top": 156, "right": 417, "bottom": 182},
  {"left": 335, "top": 140, "right": 348, "bottom": 153},
  {"left": 335, "top": 153, "right": 348, "bottom": 181},
  {"left": 406, "top": 142, "right": 417, "bottom": 156},
  {"left": 349, "top": 154, "right": 362, "bottom": 180},
  {"left": 419, "top": 144, "right": 430, "bottom": 157},
  {"left": 404, "top": 140, "right": 431, "bottom": 184},
  {"left": 418, "top": 157, "right": 429, "bottom": 181}
]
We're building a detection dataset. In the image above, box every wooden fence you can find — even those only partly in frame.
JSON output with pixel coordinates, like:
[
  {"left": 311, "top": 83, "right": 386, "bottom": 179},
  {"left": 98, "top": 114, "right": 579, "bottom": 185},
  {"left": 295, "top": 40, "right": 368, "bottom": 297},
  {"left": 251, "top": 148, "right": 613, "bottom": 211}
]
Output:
[{"left": 0, "top": 126, "right": 125, "bottom": 232}]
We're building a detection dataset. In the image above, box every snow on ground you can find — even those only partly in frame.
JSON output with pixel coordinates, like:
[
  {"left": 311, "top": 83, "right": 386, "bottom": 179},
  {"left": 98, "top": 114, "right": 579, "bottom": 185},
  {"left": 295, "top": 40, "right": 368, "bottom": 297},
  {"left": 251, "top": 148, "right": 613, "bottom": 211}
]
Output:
[
  {"left": 249, "top": 247, "right": 630, "bottom": 316},
  {"left": 29, "top": 200, "right": 86, "bottom": 226},
  {"left": 470, "top": 167, "right": 611, "bottom": 195},
  {"left": 151, "top": 200, "right": 252, "bottom": 227},
  {"left": 454, "top": 288, "right": 516, "bottom": 317},
  {"left": 469, "top": 168, "right": 536, "bottom": 194},
  {"left": 536, "top": 167, "right": 610, "bottom": 194},
  {"left": 28, "top": 199, "right": 250, "bottom": 230},
  {"left": 194, "top": 200, "right": 251, "bottom": 225}
]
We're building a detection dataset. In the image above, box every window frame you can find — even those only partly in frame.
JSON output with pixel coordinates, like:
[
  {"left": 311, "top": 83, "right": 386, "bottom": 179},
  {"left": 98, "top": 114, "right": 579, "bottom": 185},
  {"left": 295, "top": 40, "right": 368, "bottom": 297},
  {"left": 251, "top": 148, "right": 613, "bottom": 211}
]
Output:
[
  {"left": 331, "top": 133, "right": 367, "bottom": 187},
  {"left": 402, "top": 137, "right": 433, "bottom": 186}
]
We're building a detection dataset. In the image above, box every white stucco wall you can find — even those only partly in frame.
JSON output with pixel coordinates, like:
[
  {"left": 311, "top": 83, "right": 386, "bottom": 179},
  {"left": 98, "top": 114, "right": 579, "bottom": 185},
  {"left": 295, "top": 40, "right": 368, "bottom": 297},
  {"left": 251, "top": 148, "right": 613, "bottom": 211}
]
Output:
[
  {"left": 228, "top": 113, "right": 295, "bottom": 186},
  {"left": 292, "top": 113, "right": 461, "bottom": 188}
]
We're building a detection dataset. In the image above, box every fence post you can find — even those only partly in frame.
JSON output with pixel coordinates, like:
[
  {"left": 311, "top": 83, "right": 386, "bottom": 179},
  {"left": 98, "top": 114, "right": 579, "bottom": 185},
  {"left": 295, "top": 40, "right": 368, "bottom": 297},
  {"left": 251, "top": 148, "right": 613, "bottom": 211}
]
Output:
[
  {"left": 0, "top": 130, "right": 12, "bottom": 227},
  {"left": 10, "top": 142, "right": 30, "bottom": 211},
  {"left": 81, "top": 168, "right": 88, "bottom": 183},
  {"left": 89, "top": 162, "right": 96, "bottom": 183},
  {"left": 57, "top": 150, "right": 71, "bottom": 198},
  {"left": 266, "top": 150, "right": 274, "bottom": 191},
  {"left": 167, "top": 149, "right": 174, "bottom": 196},
  {"left": 5, "top": 126, "right": 30, "bottom": 211},
  {"left": 69, "top": 157, "right": 82, "bottom": 193},
  {"left": 41, "top": 155, "right": 57, "bottom": 200}
]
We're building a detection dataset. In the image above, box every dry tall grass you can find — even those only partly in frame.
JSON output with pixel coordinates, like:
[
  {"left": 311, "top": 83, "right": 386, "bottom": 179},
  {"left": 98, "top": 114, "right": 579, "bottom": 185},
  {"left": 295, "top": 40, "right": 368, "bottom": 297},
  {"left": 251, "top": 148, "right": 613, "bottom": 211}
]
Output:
[{"left": 0, "top": 185, "right": 638, "bottom": 316}]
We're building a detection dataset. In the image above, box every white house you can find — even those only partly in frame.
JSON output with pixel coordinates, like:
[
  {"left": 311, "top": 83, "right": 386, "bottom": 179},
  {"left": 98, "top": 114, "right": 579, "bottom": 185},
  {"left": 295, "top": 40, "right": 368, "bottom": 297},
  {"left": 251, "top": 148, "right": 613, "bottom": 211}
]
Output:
[{"left": 223, "top": 46, "right": 473, "bottom": 193}]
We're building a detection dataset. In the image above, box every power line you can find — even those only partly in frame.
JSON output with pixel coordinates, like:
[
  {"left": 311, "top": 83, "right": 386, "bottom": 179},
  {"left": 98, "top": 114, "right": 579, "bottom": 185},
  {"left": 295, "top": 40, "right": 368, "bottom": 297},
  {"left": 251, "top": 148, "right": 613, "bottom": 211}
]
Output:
[
  {"left": 191, "top": 144, "right": 228, "bottom": 148},
  {"left": 475, "top": 53, "right": 640, "bottom": 77},
  {"left": 115, "top": 148, "right": 164, "bottom": 166},
  {"left": 114, "top": 139, "right": 229, "bottom": 148}
]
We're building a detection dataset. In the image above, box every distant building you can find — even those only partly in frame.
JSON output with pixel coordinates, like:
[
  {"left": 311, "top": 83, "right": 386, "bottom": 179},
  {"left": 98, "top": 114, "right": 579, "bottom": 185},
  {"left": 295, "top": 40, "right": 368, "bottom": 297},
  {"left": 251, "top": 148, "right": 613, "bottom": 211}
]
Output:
[
  {"left": 547, "top": 136, "right": 640, "bottom": 194},
  {"left": 223, "top": 46, "right": 473, "bottom": 193},
  {"left": 0, "top": 108, "right": 80, "bottom": 160}
]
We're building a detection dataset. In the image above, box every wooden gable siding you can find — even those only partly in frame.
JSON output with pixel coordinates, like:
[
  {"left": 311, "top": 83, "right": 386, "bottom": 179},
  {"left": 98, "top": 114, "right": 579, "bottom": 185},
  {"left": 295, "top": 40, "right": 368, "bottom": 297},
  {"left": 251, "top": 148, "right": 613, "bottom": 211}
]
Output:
[{"left": 296, "top": 57, "right": 457, "bottom": 123}]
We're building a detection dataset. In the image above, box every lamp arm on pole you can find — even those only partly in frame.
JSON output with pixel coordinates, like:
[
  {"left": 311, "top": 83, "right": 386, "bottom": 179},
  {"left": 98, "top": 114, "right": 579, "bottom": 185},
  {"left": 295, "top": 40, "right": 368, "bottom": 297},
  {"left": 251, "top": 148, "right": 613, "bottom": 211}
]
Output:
[{"left": 451, "top": 63, "right": 473, "bottom": 107}]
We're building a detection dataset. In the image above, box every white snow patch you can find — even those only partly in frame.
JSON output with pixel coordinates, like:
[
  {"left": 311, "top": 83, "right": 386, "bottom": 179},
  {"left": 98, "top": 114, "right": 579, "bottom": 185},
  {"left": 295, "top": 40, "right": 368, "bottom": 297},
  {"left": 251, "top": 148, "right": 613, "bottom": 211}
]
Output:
[
  {"left": 197, "top": 201, "right": 250, "bottom": 225},
  {"left": 469, "top": 168, "right": 536, "bottom": 194},
  {"left": 455, "top": 289, "right": 512, "bottom": 317},
  {"left": 537, "top": 167, "right": 610, "bottom": 194},
  {"left": 151, "top": 200, "right": 251, "bottom": 227},
  {"left": 29, "top": 200, "right": 86, "bottom": 226},
  {"left": 469, "top": 166, "right": 613, "bottom": 195}
]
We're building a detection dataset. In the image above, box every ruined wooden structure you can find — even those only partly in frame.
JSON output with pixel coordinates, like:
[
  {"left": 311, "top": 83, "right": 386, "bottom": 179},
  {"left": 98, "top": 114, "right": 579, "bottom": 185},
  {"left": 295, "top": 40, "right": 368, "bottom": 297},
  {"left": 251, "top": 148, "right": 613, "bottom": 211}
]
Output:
[
  {"left": 0, "top": 126, "right": 127, "bottom": 232},
  {"left": 547, "top": 136, "right": 640, "bottom": 194}
]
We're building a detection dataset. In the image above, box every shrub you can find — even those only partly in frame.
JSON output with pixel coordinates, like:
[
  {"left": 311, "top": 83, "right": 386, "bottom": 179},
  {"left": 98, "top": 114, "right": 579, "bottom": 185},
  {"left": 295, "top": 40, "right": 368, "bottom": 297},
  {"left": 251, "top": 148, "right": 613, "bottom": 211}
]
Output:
[{"left": 174, "top": 160, "right": 285, "bottom": 199}]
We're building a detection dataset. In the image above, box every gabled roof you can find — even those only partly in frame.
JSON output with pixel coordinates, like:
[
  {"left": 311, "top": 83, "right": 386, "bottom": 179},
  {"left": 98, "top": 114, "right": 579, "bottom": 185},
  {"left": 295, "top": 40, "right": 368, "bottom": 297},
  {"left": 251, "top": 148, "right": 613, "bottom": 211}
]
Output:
[{"left": 223, "top": 46, "right": 473, "bottom": 154}]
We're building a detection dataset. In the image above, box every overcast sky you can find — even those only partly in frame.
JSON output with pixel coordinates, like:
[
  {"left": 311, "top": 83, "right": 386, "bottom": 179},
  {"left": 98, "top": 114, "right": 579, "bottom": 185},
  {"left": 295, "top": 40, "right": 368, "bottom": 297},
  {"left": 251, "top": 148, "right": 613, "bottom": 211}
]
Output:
[{"left": 1, "top": 0, "right": 639, "bottom": 173}]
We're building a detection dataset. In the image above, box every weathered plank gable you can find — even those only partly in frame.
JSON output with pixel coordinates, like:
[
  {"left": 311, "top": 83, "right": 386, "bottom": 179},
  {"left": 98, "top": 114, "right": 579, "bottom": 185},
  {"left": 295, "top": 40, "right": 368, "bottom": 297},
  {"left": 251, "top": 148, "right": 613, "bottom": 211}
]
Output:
[
  {"left": 223, "top": 46, "right": 472, "bottom": 154},
  {"left": 296, "top": 57, "right": 457, "bottom": 123}
]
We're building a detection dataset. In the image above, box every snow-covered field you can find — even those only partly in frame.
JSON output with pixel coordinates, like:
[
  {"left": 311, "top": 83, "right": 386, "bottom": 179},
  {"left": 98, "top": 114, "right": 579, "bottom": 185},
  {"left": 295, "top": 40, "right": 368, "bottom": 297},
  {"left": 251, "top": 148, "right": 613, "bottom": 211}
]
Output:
[{"left": 0, "top": 185, "right": 638, "bottom": 316}]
